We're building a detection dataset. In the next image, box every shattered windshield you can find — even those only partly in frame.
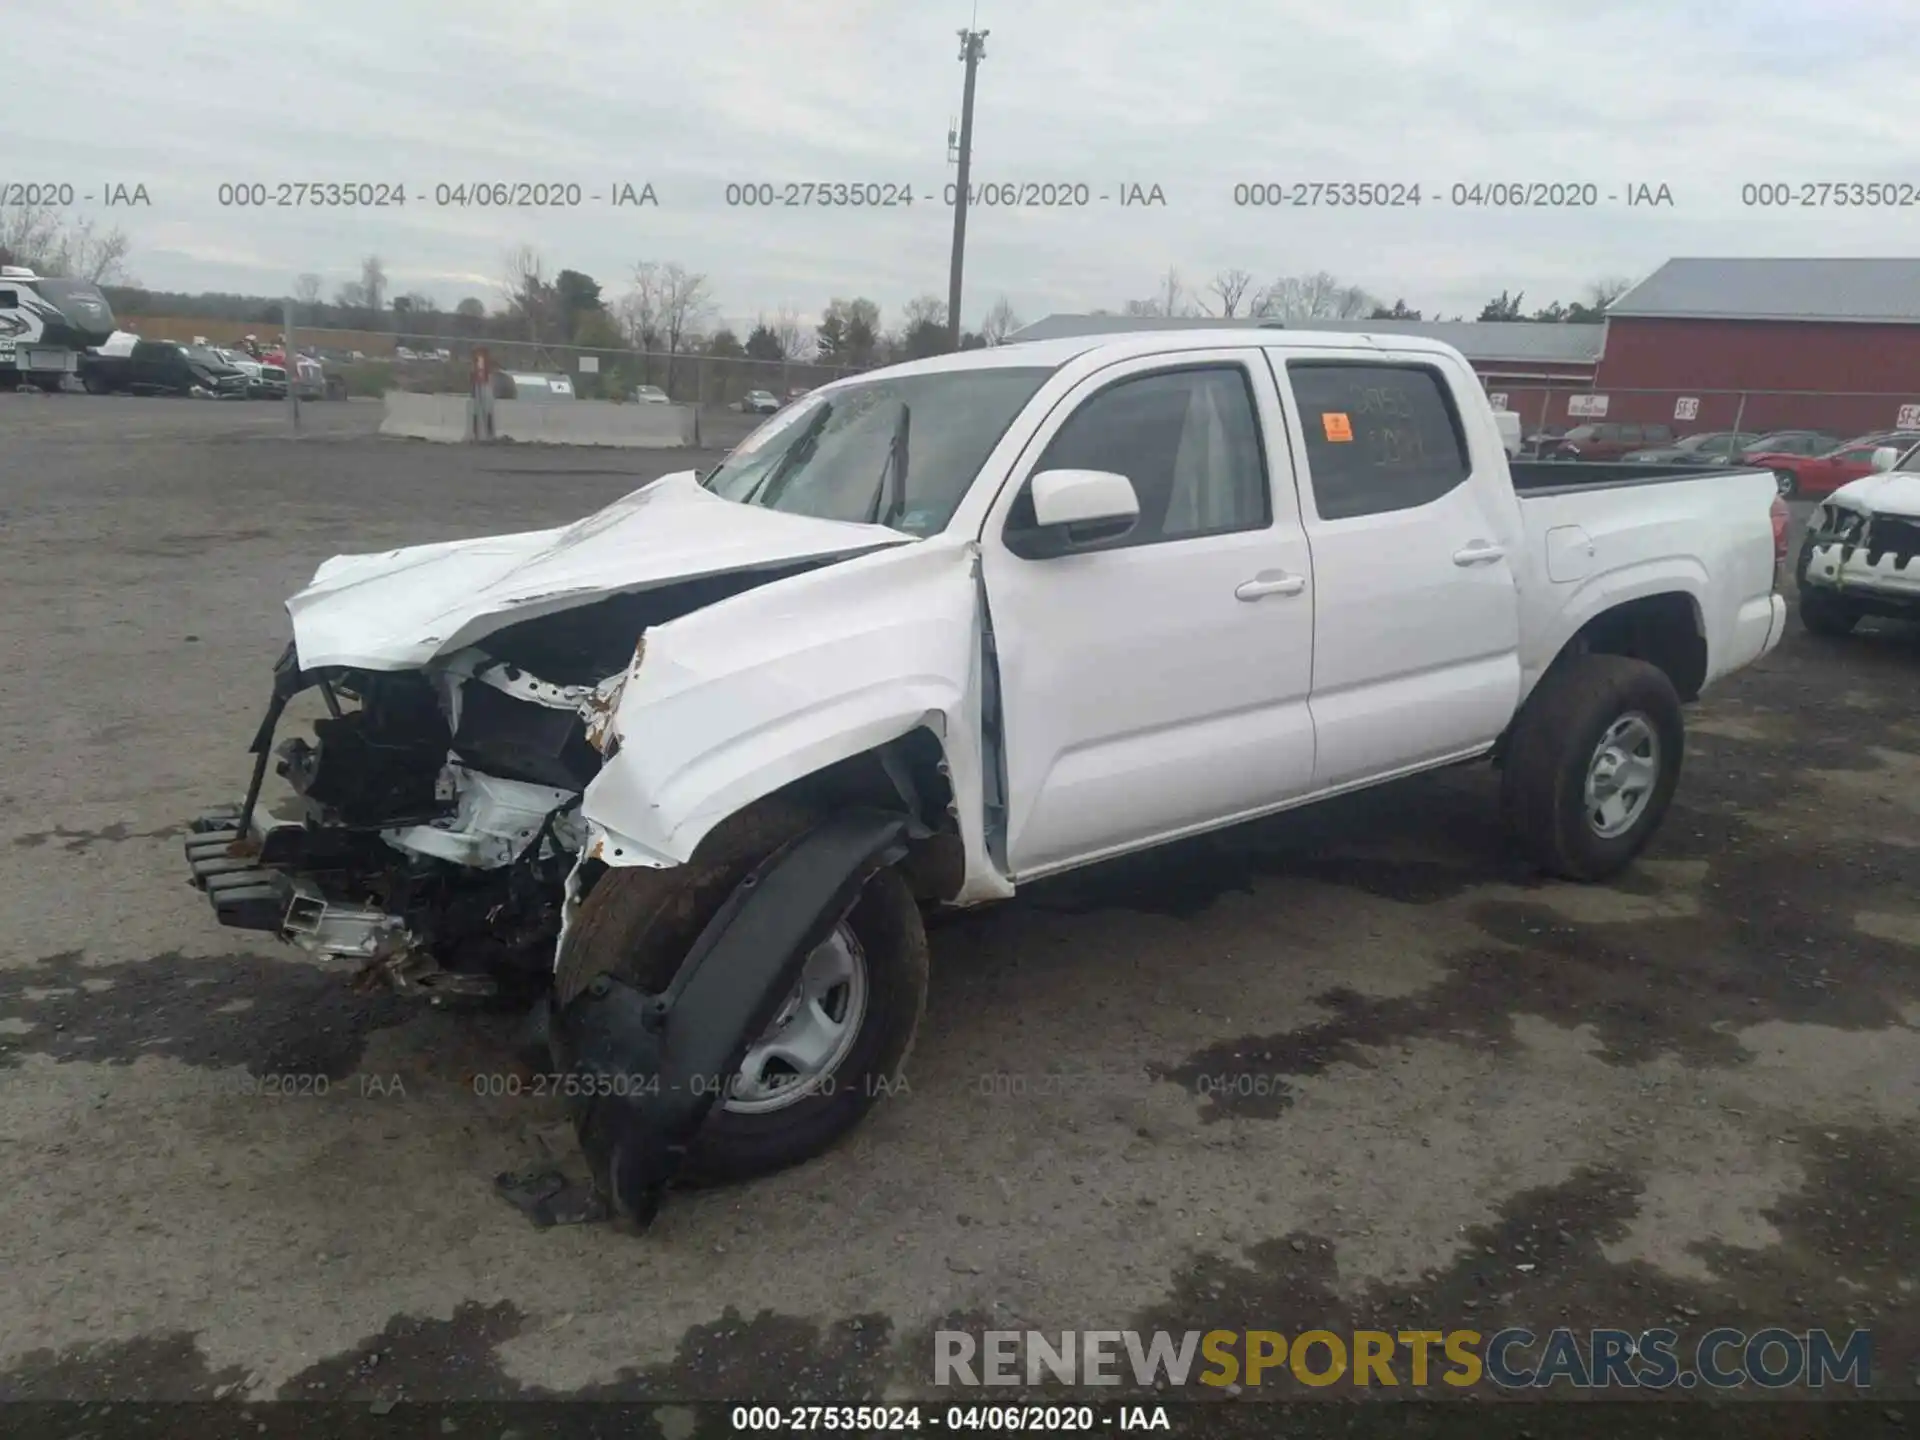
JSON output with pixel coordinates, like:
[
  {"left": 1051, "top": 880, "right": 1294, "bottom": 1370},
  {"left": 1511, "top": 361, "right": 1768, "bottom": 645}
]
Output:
[{"left": 701, "top": 366, "right": 1053, "bottom": 536}]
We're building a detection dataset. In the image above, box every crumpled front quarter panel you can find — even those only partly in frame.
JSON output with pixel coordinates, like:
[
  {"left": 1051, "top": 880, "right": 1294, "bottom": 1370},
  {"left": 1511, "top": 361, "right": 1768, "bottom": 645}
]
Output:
[{"left": 582, "top": 538, "right": 986, "bottom": 871}]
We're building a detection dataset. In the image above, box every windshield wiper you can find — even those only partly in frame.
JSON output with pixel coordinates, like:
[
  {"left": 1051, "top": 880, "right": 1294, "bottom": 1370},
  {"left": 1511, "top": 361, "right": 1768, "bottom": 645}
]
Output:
[
  {"left": 868, "top": 401, "right": 911, "bottom": 528},
  {"left": 743, "top": 401, "right": 834, "bottom": 507}
]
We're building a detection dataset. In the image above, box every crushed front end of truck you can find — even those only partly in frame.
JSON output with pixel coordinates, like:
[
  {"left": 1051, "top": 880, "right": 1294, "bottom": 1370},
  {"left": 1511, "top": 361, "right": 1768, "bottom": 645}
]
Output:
[
  {"left": 1796, "top": 477, "right": 1920, "bottom": 633},
  {"left": 177, "top": 470, "right": 988, "bottom": 1225},
  {"left": 183, "top": 638, "right": 606, "bottom": 1002}
]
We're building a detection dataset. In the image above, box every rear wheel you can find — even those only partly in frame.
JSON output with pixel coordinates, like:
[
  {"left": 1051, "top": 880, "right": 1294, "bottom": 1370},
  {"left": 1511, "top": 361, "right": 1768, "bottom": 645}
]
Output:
[
  {"left": 1799, "top": 586, "right": 1859, "bottom": 637},
  {"left": 1501, "top": 654, "right": 1684, "bottom": 882},
  {"left": 552, "top": 799, "right": 929, "bottom": 1184}
]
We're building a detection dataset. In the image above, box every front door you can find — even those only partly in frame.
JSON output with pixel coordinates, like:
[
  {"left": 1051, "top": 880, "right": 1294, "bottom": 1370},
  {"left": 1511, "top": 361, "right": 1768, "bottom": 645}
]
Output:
[
  {"left": 980, "top": 352, "right": 1317, "bottom": 879},
  {"left": 1271, "top": 351, "right": 1523, "bottom": 790}
]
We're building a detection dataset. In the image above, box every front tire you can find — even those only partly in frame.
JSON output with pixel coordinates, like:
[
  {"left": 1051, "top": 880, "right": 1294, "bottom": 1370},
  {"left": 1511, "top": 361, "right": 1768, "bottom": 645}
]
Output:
[
  {"left": 1501, "top": 654, "right": 1684, "bottom": 882},
  {"left": 553, "top": 800, "right": 929, "bottom": 1185},
  {"left": 1798, "top": 586, "right": 1859, "bottom": 637},
  {"left": 1775, "top": 469, "right": 1799, "bottom": 498}
]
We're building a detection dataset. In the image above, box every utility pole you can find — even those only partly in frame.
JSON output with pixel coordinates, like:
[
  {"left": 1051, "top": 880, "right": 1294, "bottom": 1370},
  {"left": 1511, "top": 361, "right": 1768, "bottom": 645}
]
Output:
[{"left": 946, "top": 27, "right": 987, "bottom": 352}]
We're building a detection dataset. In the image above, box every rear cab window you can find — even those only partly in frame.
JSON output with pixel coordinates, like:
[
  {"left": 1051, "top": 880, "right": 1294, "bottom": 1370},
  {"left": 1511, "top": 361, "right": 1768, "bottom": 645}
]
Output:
[{"left": 1282, "top": 360, "right": 1473, "bottom": 520}]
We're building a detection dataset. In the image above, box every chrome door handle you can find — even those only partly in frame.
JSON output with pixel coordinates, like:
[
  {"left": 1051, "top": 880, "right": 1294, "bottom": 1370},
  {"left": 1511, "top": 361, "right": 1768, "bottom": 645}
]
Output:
[
  {"left": 1453, "top": 542, "right": 1506, "bottom": 566},
  {"left": 1235, "top": 573, "right": 1306, "bottom": 600}
]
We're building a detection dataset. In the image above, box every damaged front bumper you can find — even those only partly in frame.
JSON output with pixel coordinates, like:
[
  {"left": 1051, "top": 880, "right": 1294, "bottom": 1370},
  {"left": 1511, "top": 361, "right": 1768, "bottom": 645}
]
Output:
[
  {"left": 181, "top": 807, "right": 500, "bottom": 997},
  {"left": 183, "top": 806, "right": 295, "bottom": 932},
  {"left": 1801, "top": 508, "right": 1920, "bottom": 616}
]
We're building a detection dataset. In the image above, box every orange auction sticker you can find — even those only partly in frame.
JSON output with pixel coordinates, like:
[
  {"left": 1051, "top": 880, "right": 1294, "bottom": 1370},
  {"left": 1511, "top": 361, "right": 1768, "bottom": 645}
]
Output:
[{"left": 1322, "top": 412, "right": 1354, "bottom": 442}]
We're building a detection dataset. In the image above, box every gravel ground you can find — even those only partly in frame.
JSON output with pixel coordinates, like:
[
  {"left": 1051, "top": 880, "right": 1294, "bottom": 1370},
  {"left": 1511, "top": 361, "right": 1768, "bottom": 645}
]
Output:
[{"left": 0, "top": 394, "right": 1914, "bottom": 1424}]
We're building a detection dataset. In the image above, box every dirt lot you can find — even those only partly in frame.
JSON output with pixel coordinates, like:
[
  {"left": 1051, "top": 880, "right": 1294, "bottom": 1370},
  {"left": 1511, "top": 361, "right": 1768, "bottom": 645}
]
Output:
[{"left": 0, "top": 395, "right": 1915, "bottom": 1420}]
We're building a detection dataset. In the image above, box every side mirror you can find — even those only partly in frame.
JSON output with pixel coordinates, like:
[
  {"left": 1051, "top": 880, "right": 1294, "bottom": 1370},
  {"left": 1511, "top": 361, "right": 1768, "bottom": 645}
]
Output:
[
  {"left": 1873, "top": 446, "right": 1900, "bottom": 473},
  {"left": 1008, "top": 469, "right": 1140, "bottom": 558}
]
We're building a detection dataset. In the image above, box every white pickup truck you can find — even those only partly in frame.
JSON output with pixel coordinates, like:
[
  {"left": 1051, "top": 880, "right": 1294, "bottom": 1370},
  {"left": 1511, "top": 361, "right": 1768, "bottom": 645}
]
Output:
[
  {"left": 183, "top": 328, "right": 1788, "bottom": 1225},
  {"left": 1795, "top": 437, "right": 1920, "bottom": 635}
]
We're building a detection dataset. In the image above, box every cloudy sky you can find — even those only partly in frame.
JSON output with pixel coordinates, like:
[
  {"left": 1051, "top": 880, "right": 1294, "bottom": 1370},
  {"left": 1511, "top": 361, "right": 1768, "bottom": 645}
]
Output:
[{"left": 7, "top": 0, "right": 1917, "bottom": 332}]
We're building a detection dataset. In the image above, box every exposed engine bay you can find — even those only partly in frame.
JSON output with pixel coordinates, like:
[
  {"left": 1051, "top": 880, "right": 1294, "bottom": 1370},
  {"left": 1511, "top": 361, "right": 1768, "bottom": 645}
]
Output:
[{"left": 185, "top": 561, "right": 839, "bottom": 1001}]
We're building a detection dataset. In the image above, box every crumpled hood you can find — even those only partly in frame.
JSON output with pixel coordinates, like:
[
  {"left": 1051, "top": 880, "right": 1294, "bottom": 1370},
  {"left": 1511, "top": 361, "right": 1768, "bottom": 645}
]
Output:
[
  {"left": 1827, "top": 470, "right": 1920, "bottom": 516},
  {"left": 286, "top": 471, "right": 914, "bottom": 670}
]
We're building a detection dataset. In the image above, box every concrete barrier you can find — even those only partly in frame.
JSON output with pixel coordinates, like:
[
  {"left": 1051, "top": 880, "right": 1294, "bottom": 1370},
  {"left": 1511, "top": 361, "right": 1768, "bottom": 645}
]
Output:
[
  {"left": 492, "top": 399, "right": 696, "bottom": 448},
  {"left": 380, "top": 393, "right": 697, "bottom": 447},
  {"left": 378, "top": 392, "right": 473, "bottom": 442}
]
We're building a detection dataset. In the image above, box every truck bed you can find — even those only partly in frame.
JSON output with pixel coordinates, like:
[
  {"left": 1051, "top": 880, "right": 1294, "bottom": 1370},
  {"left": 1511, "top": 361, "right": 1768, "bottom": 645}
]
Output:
[{"left": 1511, "top": 461, "right": 1768, "bottom": 494}]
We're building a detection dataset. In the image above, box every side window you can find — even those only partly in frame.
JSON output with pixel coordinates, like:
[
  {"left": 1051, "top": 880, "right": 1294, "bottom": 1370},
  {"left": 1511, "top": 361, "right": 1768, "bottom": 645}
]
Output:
[
  {"left": 0, "top": 289, "right": 15, "bottom": 307},
  {"left": 1618, "top": 425, "right": 1644, "bottom": 445},
  {"left": 1287, "top": 362, "right": 1471, "bottom": 521},
  {"left": 1008, "top": 364, "right": 1270, "bottom": 546},
  {"left": 1646, "top": 424, "right": 1673, "bottom": 442}
]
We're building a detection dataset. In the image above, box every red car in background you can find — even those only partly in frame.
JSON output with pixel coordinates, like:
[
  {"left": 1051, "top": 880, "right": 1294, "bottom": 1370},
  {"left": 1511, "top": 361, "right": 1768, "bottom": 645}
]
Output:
[{"left": 1750, "top": 432, "right": 1920, "bottom": 498}]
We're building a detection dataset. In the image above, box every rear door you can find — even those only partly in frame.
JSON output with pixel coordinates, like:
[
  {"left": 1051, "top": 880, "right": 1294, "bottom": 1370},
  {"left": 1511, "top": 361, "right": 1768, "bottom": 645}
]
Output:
[
  {"left": 129, "top": 342, "right": 168, "bottom": 390},
  {"left": 1270, "top": 350, "right": 1523, "bottom": 790},
  {"left": 981, "top": 349, "right": 1317, "bottom": 877}
]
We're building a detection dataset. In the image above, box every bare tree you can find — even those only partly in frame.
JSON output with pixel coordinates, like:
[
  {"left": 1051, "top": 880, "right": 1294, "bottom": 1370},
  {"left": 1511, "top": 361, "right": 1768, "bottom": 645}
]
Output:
[
  {"left": 618, "top": 261, "right": 714, "bottom": 387},
  {"left": 1160, "top": 266, "right": 1188, "bottom": 317},
  {"left": 656, "top": 263, "right": 715, "bottom": 387},
  {"left": 1205, "top": 268, "right": 1256, "bottom": 319},
  {"left": 359, "top": 255, "right": 388, "bottom": 315},
  {"left": 67, "top": 221, "right": 132, "bottom": 284},
  {"left": 617, "top": 263, "right": 662, "bottom": 355},
  {"left": 1587, "top": 275, "right": 1633, "bottom": 310},
  {"left": 293, "top": 273, "right": 323, "bottom": 307},
  {"left": 0, "top": 206, "right": 133, "bottom": 282},
  {"left": 771, "top": 305, "right": 811, "bottom": 361},
  {"left": 1121, "top": 266, "right": 1196, "bottom": 318},
  {"left": 900, "top": 294, "right": 948, "bottom": 331},
  {"left": 500, "top": 245, "right": 558, "bottom": 341},
  {"left": 980, "top": 295, "right": 1022, "bottom": 345},
  {"left": 1252, "top": 270, "right": 1376, "bottom": 323}
]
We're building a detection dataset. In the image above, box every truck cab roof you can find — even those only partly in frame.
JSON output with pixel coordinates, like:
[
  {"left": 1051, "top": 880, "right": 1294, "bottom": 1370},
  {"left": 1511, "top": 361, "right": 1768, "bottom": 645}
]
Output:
[{"left": 847, "top": 326, "right": 1465, "bottom": 388}]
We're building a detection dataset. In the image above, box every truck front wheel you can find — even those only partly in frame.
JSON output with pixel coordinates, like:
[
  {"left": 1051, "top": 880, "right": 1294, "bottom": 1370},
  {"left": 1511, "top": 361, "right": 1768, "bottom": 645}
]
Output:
[
  {"left": 1798, "top": 587, "right": 1859, "bottom": 637},
  {"left": 552, "top": 799, "right": 929, "bottom": 1185},
  {"left": 1501, "top": 654, "right": 1684, "bottom": 882}
]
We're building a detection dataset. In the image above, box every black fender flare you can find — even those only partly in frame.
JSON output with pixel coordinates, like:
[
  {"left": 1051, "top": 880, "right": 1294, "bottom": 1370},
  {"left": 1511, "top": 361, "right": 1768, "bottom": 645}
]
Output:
[{"left": 548, "top": 806, "right": 910, "bottom": 1228}]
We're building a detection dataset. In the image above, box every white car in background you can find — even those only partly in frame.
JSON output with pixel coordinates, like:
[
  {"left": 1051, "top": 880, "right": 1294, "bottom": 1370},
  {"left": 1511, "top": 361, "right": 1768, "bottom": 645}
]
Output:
[
  {"left": 632, "top": 385, "right": 670, "bottom": 404},
  {"left": 1795, "top": 439, "right": 1920, "bottom": 635}
]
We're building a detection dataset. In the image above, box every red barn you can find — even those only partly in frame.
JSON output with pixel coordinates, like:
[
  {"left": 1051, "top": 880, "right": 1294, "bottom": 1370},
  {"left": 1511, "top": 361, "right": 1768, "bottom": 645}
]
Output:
[{"left": 1593, "top": 257, "right": 1920, "bottom": 438}]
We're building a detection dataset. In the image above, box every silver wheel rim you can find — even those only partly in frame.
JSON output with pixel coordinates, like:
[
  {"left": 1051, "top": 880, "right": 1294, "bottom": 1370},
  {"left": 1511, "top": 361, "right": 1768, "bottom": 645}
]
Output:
[
  {"left": 1775, "top": 471, "right": 1794, "bottom": 496},
  {"left": 723, "top": 922, "right": 868, "bottom": 1114},
  {"left": 1584, "top": 712, "right": 1661, "bottom": 840}
]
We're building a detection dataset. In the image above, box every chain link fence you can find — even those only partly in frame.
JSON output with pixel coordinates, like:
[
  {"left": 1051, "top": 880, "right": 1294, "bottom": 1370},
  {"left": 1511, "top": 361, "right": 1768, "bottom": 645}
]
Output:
[
  {"left": 1477, "top": 375, "right": 1920, "bottom": 451},
  {"left": 292, "top": 328, "right": 871, "bottom": 410}
]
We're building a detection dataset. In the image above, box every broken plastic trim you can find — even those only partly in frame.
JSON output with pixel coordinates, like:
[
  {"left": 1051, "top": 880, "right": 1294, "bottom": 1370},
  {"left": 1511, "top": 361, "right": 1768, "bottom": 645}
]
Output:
[
  {"left": 236, "top": 641, "right": 316, "bottom": 837},
  {"left": 548, "top": 807, "right": 910, "bottom": 1229}
]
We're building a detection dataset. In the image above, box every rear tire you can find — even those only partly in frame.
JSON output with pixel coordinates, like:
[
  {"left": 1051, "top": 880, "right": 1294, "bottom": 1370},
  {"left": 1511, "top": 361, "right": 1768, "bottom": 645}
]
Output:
[
  {"left": 1798, "top": 586, "right": 1859, "bottom": 637},
  {"left": 552, "top": 798, "right": 928, "bottom": 1185},
  {"left": 1501, "top": 654, "right": 1684, "bottom": 882}
]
